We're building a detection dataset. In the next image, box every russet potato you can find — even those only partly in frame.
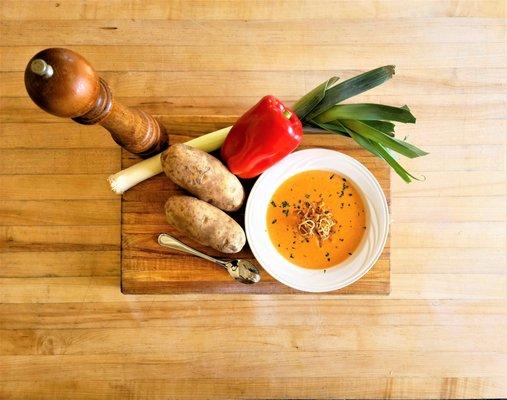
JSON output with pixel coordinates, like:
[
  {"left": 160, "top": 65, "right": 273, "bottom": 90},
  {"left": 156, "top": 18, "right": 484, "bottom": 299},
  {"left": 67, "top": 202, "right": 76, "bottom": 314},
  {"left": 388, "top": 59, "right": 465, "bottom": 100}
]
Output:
[
  {"left": 165, "top": 195, "right": 246, "bottom": 254},
  {"left": 162, "top": 143, "right": 244, "bottom": 212}
]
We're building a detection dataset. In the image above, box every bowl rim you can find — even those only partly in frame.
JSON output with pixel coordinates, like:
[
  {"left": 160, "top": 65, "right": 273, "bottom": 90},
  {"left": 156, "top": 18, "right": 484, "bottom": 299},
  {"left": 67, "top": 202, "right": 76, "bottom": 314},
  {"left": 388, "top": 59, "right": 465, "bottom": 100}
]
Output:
[{"left": 245, "top": 148, "right": 389, "bottom": 293}]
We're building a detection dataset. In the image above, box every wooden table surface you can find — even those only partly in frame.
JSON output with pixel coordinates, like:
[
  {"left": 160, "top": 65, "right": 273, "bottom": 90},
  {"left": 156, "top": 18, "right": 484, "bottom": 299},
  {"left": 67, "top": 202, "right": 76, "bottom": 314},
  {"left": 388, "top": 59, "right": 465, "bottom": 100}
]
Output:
[{"left": 0, "top": 1, "right": 506, "bottom": 398}]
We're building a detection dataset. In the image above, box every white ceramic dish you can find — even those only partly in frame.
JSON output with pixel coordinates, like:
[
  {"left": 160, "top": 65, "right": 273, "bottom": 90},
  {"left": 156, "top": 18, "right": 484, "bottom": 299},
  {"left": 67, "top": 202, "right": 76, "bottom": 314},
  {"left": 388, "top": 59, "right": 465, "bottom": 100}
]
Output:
[{"left": 245, "top": 148, "right": 389, "bottom": 293}]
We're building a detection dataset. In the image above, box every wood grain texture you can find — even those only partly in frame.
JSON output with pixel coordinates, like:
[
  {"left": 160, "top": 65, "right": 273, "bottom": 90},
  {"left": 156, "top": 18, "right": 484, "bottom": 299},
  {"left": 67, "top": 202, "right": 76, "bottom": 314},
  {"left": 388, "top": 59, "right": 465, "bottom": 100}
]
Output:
[
  {"left": 2, "top": 19, "right": 505, "bottom": 46},
  {"left": 0, "top": 0, "right": 506, "bottom": 398},
  {"left": 5, "top": 69, "right": 507, "bottom": 97},
  {"left": 2, "top": 0, "right": 505, "bottom": 20}
]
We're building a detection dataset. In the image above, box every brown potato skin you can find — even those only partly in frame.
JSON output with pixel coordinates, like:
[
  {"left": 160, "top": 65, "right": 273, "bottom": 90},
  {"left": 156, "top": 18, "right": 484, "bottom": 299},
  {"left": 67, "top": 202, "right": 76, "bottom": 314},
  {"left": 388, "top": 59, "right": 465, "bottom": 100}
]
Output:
[
  {"left": 161, "top": 143, "right": 244, "bottom": 212},
  {"left": 165, "top": 195, "right": 246, "bottom": 254}
]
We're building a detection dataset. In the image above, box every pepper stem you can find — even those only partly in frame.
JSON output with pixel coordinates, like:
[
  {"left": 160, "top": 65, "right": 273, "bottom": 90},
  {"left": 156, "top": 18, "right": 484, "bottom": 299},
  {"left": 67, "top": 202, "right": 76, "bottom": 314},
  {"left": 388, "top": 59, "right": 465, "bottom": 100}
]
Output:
[{"left": 282, "top": 109, "right": 292, "bottom": 119}]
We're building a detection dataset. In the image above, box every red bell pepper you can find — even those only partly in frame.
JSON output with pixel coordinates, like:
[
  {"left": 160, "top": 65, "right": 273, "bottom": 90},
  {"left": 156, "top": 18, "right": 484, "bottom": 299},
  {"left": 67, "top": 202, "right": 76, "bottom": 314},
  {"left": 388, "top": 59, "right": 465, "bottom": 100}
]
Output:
[{"left": 221, "top": 95, "right": 303, "bottom": 179}]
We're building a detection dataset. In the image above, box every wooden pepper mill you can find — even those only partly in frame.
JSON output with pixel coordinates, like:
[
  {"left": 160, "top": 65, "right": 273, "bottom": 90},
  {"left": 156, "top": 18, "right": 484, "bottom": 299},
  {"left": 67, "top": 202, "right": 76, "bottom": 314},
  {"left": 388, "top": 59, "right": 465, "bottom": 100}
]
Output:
[{"left": 24, "top": 48, "right": 167, "bottom": 157}]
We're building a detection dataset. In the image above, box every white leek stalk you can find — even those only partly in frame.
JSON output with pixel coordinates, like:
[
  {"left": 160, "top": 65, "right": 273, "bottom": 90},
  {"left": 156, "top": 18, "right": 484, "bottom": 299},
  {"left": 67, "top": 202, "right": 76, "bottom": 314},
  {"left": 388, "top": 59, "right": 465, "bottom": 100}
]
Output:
[{"left": 108, "top": 126, "right": 232, "bottom": 194}]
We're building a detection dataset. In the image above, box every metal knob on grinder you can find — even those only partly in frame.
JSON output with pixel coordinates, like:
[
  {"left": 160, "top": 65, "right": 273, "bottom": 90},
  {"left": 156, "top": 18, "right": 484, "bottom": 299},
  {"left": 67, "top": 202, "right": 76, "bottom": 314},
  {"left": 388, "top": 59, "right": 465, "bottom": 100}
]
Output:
[{"left": 24, "top": 47, "right": 167, "bottom": 157}]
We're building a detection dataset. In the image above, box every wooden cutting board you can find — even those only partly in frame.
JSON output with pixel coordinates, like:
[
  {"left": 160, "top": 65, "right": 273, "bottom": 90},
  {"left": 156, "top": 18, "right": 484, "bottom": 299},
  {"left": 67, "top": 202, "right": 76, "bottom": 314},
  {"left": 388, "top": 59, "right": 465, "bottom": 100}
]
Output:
[{"left": 121, "top": 131, "right": 390, "bottom": 294}]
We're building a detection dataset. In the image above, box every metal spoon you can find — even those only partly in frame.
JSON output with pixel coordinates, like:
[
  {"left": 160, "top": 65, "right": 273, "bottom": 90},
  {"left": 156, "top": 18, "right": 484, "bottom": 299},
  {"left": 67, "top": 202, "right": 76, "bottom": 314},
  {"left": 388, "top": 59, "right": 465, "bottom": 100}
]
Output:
[{"left": 157, "top": 233, "right": 261, "bottom": 284}]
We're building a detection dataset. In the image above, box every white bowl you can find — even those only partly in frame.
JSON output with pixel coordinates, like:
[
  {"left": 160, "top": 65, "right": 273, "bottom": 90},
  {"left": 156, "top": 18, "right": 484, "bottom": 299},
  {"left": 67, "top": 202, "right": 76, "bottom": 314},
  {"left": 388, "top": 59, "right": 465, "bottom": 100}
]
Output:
[{"left": 245, "top": 148, "right": 389, "bottom": 293}]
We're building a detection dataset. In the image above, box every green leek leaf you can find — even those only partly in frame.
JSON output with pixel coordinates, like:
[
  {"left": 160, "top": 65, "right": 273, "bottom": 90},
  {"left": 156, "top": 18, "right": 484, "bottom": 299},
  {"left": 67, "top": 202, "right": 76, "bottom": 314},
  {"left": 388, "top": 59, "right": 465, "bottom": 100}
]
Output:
[
  {"left": 306, "top": 65, "right": 395, "bottom": 119},
  {"left": 307, "top": 120, "right": 350, "bottom": 137},
  {"left": 293, "top": 76, "right": 339, "bottom": 119},
  {"left": 334, "top": 121, "right": 420, "bottom": 182},
  {"left": 314, "top": 103, "right": 416, "bottom": 124},
  {"left": 360, "top": 120, "right": 395, "bottom": 136},
  {"left": 327, "top": 120, "right": 395, "bottom": 137},
  {"left": 353, "top": 135, "right": 419, "bottom": 183},
  {"left": 342, "top": 120, "right": 428, "bottom": 158}
]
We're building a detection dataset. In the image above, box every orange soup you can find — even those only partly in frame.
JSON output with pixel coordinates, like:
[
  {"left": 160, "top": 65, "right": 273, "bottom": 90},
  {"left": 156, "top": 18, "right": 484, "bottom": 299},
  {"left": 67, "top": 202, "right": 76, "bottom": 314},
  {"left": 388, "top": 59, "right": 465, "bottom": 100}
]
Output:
[{"left": 266, "top": 170, "right": 366, "bottom": 269}]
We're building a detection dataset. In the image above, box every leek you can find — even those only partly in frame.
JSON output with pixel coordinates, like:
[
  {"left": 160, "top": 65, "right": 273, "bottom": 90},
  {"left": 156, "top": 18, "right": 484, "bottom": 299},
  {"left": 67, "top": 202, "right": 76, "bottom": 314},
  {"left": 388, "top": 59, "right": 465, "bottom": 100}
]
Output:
[{"left": 108, "top": 66, "right": 428, "bottom": 192}]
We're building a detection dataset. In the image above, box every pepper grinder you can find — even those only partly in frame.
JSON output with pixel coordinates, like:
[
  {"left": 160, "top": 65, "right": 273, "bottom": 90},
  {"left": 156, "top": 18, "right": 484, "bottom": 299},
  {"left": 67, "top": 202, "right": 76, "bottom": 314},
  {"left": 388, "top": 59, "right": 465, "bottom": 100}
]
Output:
[{"left": 24, "top": 48, "right": 167, "bottom": 157}]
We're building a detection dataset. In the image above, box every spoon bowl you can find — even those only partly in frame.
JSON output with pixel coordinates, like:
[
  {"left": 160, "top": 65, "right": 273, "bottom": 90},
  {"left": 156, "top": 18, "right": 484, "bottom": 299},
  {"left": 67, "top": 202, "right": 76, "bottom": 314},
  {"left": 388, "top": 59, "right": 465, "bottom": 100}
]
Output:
[
  {"left": 224, "top": 259, "right": 261, "bottom": 284},
  {"left": 157, "top": 233, "right": 261, "bottom": 285}
]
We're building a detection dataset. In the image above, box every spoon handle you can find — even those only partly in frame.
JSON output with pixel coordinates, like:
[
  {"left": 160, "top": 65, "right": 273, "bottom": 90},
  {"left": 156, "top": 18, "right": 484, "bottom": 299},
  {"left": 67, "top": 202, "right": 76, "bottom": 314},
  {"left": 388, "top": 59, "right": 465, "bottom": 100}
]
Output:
[{"left": 157, "top": 233, "right": 225, "bottom": 267}]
